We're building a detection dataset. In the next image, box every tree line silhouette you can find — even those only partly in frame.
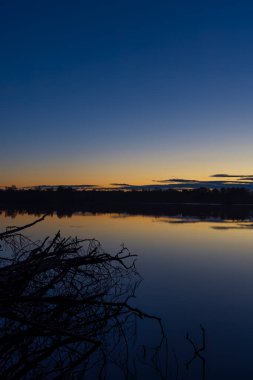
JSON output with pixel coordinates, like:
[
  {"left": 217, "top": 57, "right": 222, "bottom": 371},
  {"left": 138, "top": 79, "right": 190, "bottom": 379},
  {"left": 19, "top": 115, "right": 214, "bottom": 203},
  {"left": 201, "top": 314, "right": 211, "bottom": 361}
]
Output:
[
  {"left": 1, "top": 186, "right": 253, "bottom": 204},
  {"left": 1, "top": 187, "right": 253, "bottom": 220}
]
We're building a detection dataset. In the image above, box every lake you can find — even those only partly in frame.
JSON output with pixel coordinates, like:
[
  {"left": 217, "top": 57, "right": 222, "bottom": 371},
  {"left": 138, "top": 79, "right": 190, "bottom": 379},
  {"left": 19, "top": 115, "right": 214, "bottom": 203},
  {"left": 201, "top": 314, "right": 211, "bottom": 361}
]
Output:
[{"left": 1, "top": 209, "right": 253, "bottom": 379}]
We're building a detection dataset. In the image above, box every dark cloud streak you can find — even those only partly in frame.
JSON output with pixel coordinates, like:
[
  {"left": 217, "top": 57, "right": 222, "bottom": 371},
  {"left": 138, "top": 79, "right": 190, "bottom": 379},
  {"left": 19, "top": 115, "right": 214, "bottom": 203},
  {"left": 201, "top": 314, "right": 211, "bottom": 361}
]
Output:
[
  {"left": 110, "top": 183, "right": 132, "bottom": 187},
  {"left": 153, "top": 178, "right": 200, "bottom": 183},
  {"left": 211, "top": 174, "right": 253, "bottom": 179}
]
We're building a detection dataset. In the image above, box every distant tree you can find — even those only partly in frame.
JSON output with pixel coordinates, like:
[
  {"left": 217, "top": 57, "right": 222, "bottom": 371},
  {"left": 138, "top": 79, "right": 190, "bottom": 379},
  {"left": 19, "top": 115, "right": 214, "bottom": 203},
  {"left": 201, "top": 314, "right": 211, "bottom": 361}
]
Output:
[{"left": 5, "top": 185, "right": 17, "bottom": 191}]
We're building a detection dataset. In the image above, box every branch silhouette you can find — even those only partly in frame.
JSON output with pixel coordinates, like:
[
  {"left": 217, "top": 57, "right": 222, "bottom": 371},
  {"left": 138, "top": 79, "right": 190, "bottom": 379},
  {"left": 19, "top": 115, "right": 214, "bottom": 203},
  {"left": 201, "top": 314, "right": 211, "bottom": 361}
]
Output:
[
  {"left": 0, "top": 217, "right": 166, "bottom": 380},
  {"left": 186, "top": 325, "right": 206, "bottom": 380}
]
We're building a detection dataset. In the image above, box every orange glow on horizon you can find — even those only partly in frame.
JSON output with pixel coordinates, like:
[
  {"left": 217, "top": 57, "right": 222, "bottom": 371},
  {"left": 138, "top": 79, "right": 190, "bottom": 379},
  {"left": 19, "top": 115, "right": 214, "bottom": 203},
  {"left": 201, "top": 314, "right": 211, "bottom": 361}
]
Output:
[{"left": 2, "top": 159, "right": 253, "bottom": 188}]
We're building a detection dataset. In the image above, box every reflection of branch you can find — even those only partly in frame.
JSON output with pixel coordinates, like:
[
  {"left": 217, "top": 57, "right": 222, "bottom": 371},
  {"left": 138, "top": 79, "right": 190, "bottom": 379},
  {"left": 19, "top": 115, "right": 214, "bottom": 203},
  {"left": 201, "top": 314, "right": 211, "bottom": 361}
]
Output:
[
  {"left": 0, "top": 214, "right": 48, "bottom": 238},
  {"left": 0, "top": 220, "right": 166, "bottom": 379},
  {"left": 186, "top": 325, "right": 206, "bottom": 380},
  {"left": 172, "top": 349, "right": 179, "bottom": 380}
]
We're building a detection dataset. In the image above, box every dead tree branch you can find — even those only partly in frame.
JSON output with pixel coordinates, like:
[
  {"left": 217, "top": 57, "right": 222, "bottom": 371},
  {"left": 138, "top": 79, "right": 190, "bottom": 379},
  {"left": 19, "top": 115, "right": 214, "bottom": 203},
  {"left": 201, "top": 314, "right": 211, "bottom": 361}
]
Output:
[{"left": 0, "top": 217, "right": 166, "bottom": 380}]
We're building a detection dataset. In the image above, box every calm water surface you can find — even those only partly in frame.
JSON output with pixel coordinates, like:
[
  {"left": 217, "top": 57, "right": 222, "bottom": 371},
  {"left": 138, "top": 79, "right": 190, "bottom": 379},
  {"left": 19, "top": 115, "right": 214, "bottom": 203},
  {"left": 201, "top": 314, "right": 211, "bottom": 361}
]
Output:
[{"left": 1, "top": 211, "right": 253, "bottom": 379}]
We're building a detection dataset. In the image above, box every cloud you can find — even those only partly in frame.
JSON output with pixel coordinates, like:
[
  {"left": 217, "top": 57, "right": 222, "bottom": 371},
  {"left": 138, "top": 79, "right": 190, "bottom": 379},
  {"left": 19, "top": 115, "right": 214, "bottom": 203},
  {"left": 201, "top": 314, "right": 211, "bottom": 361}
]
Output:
[
  {"left": 111, "top": 173, "right": 253, "bottom": 191},
  {"left": 110, "top": 183, "right": 132, "bottom": 187},
  {"left": 153, "top": 178, "right": 200, "bottom": 183},
  {"left": 20, "top": 174, "right": 253, "bottom": 192},
  {"left": 211, "top": 174, "right": 253, "bottom": 178},
  {"left": 241, "top": 177, "right": 253, "bottom": 181},
  {"left": 111, "top": 179, "right": 253, "bottom": 191},
  {"left": 23, "top": 184, "right": 99, "bottom": 190}
]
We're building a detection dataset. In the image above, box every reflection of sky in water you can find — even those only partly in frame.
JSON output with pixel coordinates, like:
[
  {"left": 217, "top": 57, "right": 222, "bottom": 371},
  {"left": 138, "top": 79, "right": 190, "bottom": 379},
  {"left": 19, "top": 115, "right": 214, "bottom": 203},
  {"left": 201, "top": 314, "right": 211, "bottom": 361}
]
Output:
[{"left": 1, "top": 212, "right": 253, "bottom": 379}]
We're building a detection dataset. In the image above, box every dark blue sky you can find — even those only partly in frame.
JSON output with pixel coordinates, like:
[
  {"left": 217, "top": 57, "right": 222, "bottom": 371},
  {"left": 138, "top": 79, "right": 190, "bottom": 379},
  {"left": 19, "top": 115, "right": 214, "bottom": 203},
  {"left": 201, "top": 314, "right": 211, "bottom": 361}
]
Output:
[{"left": 1, "top": 0, "right": 253, "bottom": 186}]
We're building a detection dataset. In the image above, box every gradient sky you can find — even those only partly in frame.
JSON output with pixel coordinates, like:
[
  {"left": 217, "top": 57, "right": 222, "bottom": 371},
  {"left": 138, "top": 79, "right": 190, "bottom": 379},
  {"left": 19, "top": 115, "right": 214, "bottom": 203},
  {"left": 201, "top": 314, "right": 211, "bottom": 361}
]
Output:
[{"left": 1, "top": 0, "right": 253, "bottom": 187}]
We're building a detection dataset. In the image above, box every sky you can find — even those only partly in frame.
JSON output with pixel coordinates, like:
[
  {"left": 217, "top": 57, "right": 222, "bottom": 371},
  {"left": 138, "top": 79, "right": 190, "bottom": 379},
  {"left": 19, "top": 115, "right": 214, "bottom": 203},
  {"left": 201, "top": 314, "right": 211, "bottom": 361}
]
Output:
[{"left": 1, "top": 0, "right": 253, "bottom": 187}]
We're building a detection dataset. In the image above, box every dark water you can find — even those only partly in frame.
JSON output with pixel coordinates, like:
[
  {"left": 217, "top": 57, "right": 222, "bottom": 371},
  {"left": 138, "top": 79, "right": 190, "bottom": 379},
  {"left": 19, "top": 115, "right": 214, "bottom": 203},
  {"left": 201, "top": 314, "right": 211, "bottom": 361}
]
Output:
[{"left": 1, "top": 210, "right": 253, "bottom": 379}]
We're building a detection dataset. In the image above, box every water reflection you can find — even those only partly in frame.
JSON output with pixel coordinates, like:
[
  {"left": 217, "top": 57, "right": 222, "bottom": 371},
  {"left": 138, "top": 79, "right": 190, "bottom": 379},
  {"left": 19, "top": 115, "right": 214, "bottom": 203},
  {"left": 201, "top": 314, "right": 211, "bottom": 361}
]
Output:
[
  {"left": 2, "top": 203, "right": 253, "bottom": 222},
  {"left": 1, "top": 209, "right": 253, "bottom": 379},
  {"left": 0, "top": 221, "right": 166, "bottom": 380},
  {"left": 212, "top": 223, "right": 253, "bottom": 230}
]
